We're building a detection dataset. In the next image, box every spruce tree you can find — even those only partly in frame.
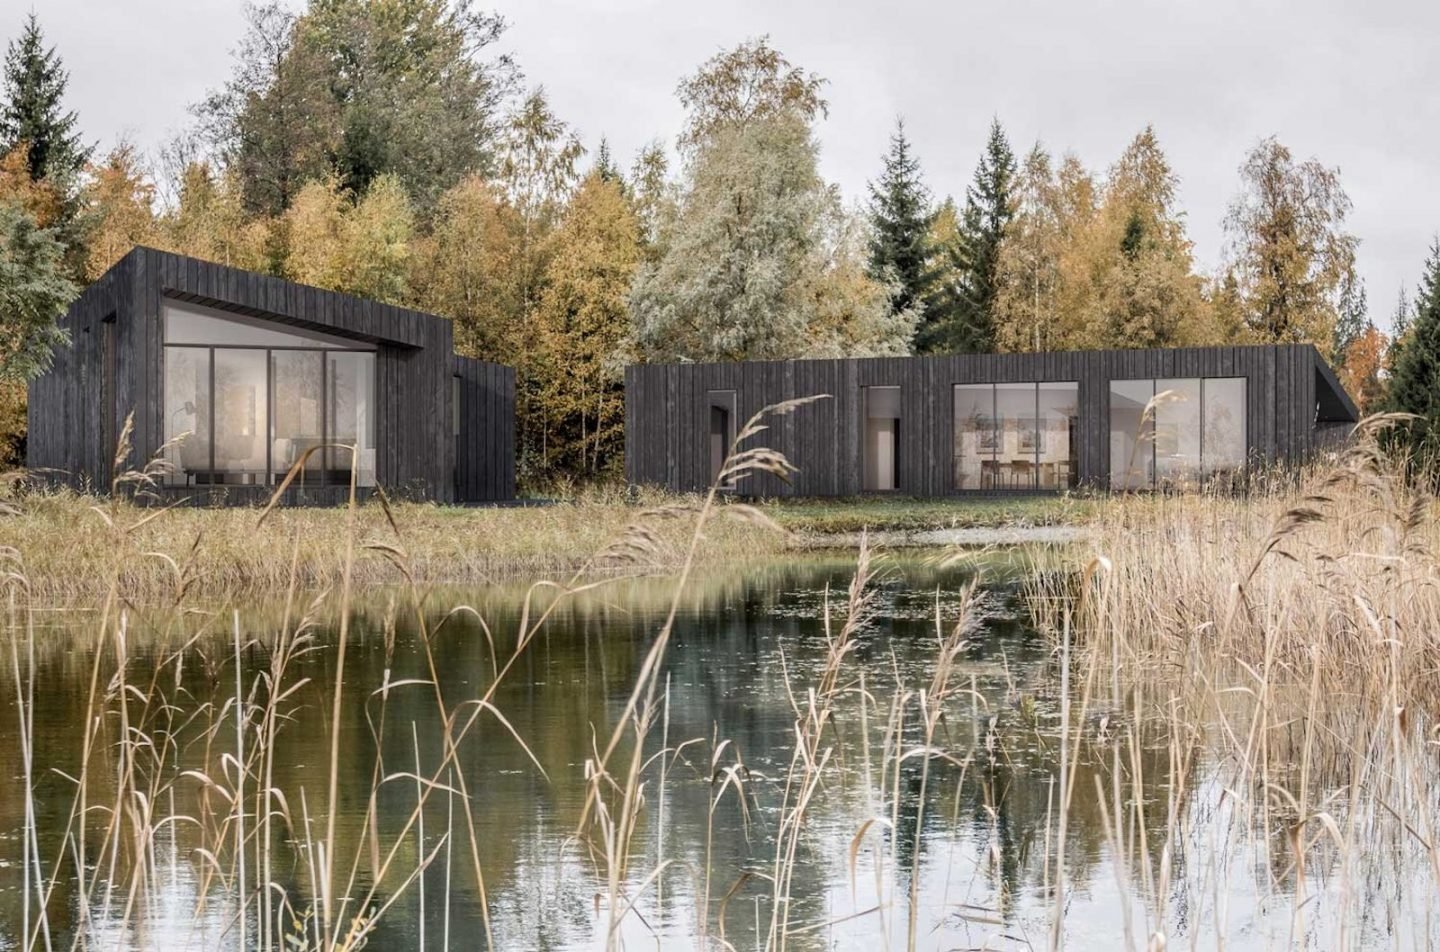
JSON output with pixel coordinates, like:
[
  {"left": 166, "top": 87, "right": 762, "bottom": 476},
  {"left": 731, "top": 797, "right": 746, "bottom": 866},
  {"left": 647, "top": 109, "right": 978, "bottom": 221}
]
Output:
[
  {"left": 924, "top": 118, "right": 1016, "bottom": 353},
  {"left": 866, "top": 119, "right": 934, "bottom": 333},
  {"left": 1387, "top": 240, "right": 1440, "bottom": 460},
  {"left": 1333, "top": 271, "right": 1368, "bottom": 362},
  {"left": 0, "top": 14, "right": 89, "bottom": 184},
  {"left": 593, "top": 136, "right": 621, "bottom": 184}
]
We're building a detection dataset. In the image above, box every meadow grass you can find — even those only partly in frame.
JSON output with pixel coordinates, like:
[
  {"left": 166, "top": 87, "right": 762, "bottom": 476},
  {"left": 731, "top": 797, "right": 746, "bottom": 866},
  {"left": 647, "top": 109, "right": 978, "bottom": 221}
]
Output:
[
  {"left": 1, "top": 483, "right": 789, "bottom": 600},
  {"left": 2, "top": 479, "right": 1096, "bottom": 600}
]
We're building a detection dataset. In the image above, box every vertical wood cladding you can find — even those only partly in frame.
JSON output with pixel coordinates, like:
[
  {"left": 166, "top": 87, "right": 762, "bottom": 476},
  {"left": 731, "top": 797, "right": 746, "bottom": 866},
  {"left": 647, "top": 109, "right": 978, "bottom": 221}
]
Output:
[
  {"left": 452, "top": 356, "right": 516, "bottom": 503},
  {"left": 28, "top": 247, "right": 516, "bottom": 505},
  {"left": 624, "top": 344, "right": 1359, "bottom": 496}
]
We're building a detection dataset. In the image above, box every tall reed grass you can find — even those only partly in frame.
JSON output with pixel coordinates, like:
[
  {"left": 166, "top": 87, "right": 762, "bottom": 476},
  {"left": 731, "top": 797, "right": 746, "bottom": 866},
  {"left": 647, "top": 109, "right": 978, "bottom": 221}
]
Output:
[{"left": 1, "top": 407, "right": 1437, "bottom": 950}]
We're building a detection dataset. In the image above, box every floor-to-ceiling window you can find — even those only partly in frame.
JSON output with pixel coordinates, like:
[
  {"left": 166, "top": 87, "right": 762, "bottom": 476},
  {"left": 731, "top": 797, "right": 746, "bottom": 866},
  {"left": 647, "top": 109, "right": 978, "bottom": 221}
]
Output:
[
  {"left": 952, "top": 382, "right": 1079, "bottom": 490},
  {"left": 1035, "top": 382, "right": 1080, "bottom": 489},
  {"left": 1109, "top": 377, "right": 1247, "bottom": 490},
  {"left": 953, "top": 384, "right": 993, "bottom": 490},
  {"left": 162, "top": 300, "right": 377, "bottom": 488},
  {"left": 862, "top": 386, "right": 901, "bottom": 491}
]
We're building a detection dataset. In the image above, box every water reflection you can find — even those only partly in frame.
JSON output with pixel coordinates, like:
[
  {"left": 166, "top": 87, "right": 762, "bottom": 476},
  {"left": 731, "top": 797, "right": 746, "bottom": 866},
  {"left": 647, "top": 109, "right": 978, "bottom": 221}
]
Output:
[{"left": 0, "top": 555, "right": 1435, "bottom": 950}]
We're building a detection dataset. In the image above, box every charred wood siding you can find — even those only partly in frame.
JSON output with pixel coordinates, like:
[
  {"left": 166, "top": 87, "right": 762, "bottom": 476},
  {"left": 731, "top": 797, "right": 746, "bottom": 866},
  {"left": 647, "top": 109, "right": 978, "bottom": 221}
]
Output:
[
  {"left": 453, "top": 356, "right": 516, "bottom": 503},
  {"left": 28, "top": 247, "right": 517, "bottom": 506},
  {"left": 624, "top": 344, "right": 1358, "bottom": 497}
]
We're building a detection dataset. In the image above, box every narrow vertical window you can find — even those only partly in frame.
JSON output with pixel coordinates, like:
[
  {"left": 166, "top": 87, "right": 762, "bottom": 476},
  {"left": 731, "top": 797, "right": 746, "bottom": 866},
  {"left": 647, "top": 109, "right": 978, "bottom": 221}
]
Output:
[
  {"left": 862, "top": 386, "right": 901, "bottom": 492},
  {"left": 164, "top": 348, "right": 211, "bottom": 486},
  {"left": 707, "top": 390, "right": 737, "bottom": 488}
]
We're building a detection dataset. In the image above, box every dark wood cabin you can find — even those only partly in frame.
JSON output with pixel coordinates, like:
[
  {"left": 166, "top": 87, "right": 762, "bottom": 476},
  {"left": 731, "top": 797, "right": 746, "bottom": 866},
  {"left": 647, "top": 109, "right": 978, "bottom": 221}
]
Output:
[
  {"left": 28, "top": 247, "right": 515, "bottom": 505},
  {"left": 624, "top": 345, "right": 1358, "bottom": 497}
]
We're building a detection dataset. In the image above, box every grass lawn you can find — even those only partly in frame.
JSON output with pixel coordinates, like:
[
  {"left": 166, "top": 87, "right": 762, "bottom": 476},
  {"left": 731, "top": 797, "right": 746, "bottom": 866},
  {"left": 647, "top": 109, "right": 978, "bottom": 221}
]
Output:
[{"left": 762, "top": 493, "right": 1096, "bottom": 534}]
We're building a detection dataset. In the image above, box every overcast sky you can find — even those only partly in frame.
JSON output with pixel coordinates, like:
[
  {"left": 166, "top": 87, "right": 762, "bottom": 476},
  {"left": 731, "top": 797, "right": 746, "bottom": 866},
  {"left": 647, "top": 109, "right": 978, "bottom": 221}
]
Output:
[{"left": 11, "top": 0, "right": 1439, "bottom": 331}]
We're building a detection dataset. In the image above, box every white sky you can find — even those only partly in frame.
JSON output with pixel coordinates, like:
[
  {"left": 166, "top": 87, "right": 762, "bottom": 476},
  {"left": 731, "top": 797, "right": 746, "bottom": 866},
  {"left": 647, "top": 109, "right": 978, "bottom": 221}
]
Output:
[{"left": 15, "top": 0, "right": 1440, "bottom": 331}]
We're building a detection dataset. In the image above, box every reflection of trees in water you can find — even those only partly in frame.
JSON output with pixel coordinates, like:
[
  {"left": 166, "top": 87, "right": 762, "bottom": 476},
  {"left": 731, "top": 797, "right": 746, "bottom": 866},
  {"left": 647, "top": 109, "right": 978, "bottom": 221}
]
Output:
[{"left": 4, "top": 560, "right": 1435, "bottom": 949}]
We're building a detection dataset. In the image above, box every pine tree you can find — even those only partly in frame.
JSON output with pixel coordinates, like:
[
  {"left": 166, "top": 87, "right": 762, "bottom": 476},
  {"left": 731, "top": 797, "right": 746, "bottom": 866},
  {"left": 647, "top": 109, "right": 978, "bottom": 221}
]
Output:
[
  {"left": 0, "top": 14, "right": 89, "bottom": 184},
  {"left": 866, "top": 119, "right": 934, "bottom": 335},
  {"left": 1386, "top": 240, "right": 1440, "bottom": 460},
  {"left": 924, "top": 118, "right": 1016, "bottom": 353}
]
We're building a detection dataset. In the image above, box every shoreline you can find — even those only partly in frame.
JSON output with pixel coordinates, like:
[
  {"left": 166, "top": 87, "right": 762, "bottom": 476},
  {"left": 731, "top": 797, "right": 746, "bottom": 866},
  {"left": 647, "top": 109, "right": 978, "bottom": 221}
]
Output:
[{"left": 2, "top": 489, "right": 1090, "bottom": 601}]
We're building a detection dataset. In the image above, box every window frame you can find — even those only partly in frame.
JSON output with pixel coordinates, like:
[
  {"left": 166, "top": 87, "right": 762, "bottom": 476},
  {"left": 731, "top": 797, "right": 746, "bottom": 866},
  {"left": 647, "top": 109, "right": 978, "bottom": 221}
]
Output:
[
  {"left": 163, "top": 338, "right": 377, "bottom": 489},
  {"left": 1108, "top": 376, "right": 1248, "bottom": 491},
  {"left": 861, "top": 385, "right": 902, "bottom": 492},
  {"left": 952, "top": 381, "right": 1079, "bottom": 492}
]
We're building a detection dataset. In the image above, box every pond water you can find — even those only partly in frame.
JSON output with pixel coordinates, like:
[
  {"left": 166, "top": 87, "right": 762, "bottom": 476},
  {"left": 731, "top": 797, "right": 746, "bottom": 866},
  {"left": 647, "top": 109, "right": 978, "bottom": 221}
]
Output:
[{"left": 0, "top": 555, "right": 1434, "bottom": 950}]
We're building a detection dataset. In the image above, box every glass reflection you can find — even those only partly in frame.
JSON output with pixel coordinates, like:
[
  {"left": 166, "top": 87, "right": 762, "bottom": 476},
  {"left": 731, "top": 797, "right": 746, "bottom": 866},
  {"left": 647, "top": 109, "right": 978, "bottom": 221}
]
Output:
[
  {"left": 212, "top": 349, "right": 268, "bottom": 484},
  {"left": 163, "top": 347, "right": 210, "bottom": 486},
  {"left": 1203, "top": 378, "right": 1247, "bottom": 478},
  {"left": 1110, "top": 379, "right": 1155, "bottom": 491},
  {"left": 1155, "top": 378, "right": 1201, "bottom": 490},
  {"left": 953, "top": 384, "right": 994, "bottom": 490},
  {"left": 328, "top": 352, "right": 377, "bottom": 487},
  {"left": 1037, "top": 382, "right": 1079, "bottom": 489},
  {"left": 272, "top": 351, "right": 324, "bottom": 485}
]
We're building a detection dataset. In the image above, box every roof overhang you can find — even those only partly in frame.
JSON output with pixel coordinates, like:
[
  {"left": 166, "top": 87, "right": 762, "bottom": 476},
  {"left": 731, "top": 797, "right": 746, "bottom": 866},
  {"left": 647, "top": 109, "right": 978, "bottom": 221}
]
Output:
[{"left": 1312, "top": 347, "right": 1360, "bottom": 423}]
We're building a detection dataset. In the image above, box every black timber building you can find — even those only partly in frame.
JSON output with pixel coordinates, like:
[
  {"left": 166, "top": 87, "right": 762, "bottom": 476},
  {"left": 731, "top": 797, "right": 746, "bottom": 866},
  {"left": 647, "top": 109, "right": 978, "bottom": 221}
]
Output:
[
  {"left": 28, "top": 247, "right": 515, "bottom": 505},
  {"left": 624, "top": 345, "right": 1358, "bottom": 497}
]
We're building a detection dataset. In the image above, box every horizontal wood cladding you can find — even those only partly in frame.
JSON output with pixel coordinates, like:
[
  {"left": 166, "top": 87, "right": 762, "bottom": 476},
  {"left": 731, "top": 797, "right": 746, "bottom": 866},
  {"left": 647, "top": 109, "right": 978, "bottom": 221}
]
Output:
[
  {"left": 625, "top": 344, "right": 1357, "bottom": 497},
  {"left": 28, "top": 246, "right": 517, "bottom": 506}
]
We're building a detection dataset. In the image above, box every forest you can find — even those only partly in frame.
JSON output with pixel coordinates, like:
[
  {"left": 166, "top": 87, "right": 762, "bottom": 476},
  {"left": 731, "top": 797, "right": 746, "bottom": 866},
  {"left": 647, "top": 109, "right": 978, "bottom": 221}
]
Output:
[{"left": 1, "top": 0, "right": 1438, "bottom": 486}]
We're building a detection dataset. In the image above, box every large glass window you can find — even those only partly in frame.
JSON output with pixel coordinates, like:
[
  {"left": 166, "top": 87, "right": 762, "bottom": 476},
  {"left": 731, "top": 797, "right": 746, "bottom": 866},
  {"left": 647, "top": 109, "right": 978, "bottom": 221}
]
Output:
[
  {"left": 952, "top": 382, "right": 1079, "bottom": 491},
  {"left": 1110, "top": 377, "right": 1247, "bottom": 490},
  {"left": 1154, "top": 378, "right": 1202, "bottom": 490},
  {"left": 1036, "top": 382, "right": 1079, "bottom": 490},
  {"left": 328, "top": 352, "right": 376, "bottom": 487},
  {"left": 272, "top": 351, "right": 324, "bottom": 486},
  {"left": 1203, "top": 378, "right": 1246, "bottom": 478},
  {"left": 953, "top": 384, "right": 994, "bottom": 490},
  {"left": 164, "top": 347, "right": 211, "bottom": 484},
  {"left": 862, "top": 386, "right": 900, "bottom": 492},
  {"left": 162, "top": 302, "right": 376, "bottom": 489}
]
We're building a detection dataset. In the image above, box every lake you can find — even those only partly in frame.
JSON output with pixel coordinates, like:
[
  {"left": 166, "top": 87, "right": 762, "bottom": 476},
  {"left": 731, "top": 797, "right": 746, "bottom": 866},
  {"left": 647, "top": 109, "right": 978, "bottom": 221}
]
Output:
[{"left": 1, "top": 553, "right": 1434, "bottom": 950}]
